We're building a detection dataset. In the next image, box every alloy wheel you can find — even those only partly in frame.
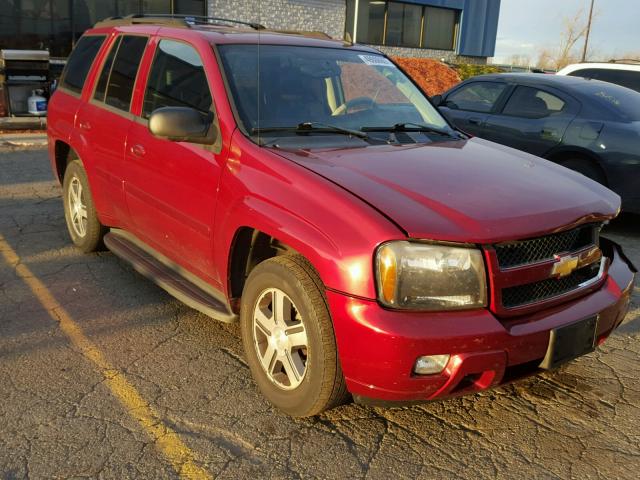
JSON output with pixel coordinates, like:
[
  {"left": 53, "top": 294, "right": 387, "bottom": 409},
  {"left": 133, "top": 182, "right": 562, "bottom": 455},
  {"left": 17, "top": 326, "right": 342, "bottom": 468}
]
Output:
[
  {"left": 252, "top": 288, "right": 309, "bottom": 390},
  {"left": 68, "top": 176, "right": 88, "bottom": 238}
]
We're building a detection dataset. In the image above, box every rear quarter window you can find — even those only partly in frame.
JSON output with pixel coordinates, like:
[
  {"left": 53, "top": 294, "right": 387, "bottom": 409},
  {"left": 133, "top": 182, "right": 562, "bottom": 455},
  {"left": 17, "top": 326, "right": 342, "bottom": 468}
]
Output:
[{"left": 60, "top": 35, "right": 106, "bottom": 94}]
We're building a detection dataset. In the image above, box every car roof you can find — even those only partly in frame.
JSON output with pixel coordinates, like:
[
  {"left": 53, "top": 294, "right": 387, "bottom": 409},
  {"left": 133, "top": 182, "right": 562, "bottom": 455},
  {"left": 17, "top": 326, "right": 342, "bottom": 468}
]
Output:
[
  {"left": 87, "top": 20, "right": 380, "bottom": 53},
  {"left": 461, "top": 72, "right": 636, "bottom": 94},
  {"left": 558, "top": 62, "right": 640, "bottom": 75}
]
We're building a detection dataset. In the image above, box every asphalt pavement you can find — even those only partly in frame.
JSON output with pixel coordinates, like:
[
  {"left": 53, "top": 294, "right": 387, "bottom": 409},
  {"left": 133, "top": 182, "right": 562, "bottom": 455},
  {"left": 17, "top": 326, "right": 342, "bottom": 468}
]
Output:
[{"left": 1, "top": 146, "right": 639, "bottom": 479}]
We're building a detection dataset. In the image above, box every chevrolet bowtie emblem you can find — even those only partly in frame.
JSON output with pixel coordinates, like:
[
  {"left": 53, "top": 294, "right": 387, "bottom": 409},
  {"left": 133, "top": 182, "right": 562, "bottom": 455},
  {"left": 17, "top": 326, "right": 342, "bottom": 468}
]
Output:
[
  {"left": 551, "top": 255, "right": 579, "bottom": 277},
  {"left": 551, "top": 247, "right": 602, "bottom": 278}
]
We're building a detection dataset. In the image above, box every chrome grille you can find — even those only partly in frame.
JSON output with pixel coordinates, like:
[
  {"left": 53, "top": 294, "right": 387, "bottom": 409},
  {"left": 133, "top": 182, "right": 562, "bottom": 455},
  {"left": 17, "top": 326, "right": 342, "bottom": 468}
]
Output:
[
  {"left": 495, "top": 225, "right": 597, "bottom": 269},
  {"left": 501, "top": 262, "right": 601, "bottom": 308}
]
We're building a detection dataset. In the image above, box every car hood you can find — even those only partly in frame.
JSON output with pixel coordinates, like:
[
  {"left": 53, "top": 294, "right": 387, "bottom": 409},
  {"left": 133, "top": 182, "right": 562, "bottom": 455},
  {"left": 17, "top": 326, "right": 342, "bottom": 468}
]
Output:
[{"left": 271, "top": 137, "right": 620, "bottom": 243}]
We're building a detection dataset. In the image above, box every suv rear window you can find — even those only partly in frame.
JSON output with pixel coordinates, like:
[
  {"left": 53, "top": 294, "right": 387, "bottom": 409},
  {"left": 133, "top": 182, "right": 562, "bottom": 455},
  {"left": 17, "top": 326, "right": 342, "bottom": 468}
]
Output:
[
  {"left": 569, "top": 68, "right": 640, "bottom": 93},
  {"left": 60, "top": 35, "right": 106, "bottom": 94}
]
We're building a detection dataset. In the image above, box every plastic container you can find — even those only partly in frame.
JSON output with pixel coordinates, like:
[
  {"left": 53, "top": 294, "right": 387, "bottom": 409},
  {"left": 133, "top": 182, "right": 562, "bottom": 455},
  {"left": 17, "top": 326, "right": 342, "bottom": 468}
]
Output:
[{"left": 27, "top": 89, "right": 47, "bottom": 116}]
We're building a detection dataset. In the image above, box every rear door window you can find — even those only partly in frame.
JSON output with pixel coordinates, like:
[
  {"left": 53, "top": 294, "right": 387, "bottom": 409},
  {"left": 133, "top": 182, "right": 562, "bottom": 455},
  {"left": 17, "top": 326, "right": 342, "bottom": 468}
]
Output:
[
  {"left": 102, "top": 35, "right": 148, "bottom": 112},
  {"left": 93, "top": 36, "right": 122, "bottom": 102},
  {"left": 142, "top": 39, "right": 212, "bottom": 118},
  {"left": 502, "top": 86, "right": 566, "bottom": 118},
  {"left": 60, "top": 35, "right": 106, "bottom": 94},
  {"left": 446, "top": 82, "right": 508, "bottom": 113}
]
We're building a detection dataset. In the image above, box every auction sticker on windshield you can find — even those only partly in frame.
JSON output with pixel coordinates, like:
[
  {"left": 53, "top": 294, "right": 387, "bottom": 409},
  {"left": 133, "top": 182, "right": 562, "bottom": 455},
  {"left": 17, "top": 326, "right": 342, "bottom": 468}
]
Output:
[{"left": 358, "top": 54, "right": 394, "bottom": 67}]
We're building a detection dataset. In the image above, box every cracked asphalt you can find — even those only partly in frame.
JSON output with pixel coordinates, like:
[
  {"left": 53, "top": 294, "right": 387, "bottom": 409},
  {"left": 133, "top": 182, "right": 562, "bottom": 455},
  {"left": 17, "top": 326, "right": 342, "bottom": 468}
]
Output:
[{"left": 1, "top": 146, "right": 639, "bottom": 480}]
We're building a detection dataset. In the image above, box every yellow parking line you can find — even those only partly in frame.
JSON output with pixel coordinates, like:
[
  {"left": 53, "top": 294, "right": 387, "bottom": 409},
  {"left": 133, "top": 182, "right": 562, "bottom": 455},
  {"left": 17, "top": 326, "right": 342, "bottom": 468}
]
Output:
[{"left": 0, "top": 234, "right": 211, "bottom": 480}]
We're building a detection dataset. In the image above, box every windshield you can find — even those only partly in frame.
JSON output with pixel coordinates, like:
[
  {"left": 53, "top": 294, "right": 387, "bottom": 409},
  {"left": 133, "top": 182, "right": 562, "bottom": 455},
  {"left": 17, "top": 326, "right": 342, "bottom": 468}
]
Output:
[{"left": 217, "top": 44, "right": 452, "bottom": 141}]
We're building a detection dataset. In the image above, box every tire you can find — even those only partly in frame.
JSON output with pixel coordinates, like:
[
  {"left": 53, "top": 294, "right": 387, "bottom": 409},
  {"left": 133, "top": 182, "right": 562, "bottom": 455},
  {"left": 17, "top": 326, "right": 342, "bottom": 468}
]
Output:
[
  {"left": 62, "top": 160, "right": 107, "bottom": 253},
  {"left": 240, "top": 254, "right": 349, "bottom": 417},
  {"left": 558, "top": 158, "right": 606, "bottom": 185}
]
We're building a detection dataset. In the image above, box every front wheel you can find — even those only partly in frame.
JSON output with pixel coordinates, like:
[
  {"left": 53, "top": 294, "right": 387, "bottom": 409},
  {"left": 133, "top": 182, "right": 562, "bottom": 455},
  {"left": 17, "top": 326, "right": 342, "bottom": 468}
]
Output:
[{"left": 240, "top": 255, "right": 349, "bottom": 417}]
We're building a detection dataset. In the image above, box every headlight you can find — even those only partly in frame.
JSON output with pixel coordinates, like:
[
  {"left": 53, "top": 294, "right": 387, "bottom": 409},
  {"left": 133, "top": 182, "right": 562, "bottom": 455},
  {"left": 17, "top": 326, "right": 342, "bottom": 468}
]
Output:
[{"left": 375, "top": 241, "right": 487, "bottom": 310}]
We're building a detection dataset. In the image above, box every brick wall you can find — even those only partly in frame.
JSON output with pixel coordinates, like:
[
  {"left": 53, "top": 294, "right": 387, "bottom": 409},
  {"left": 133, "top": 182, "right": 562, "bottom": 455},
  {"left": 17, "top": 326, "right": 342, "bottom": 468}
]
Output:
[
  {"left": 372, "top": 45, "right": 488, "bottom": 65},
  {"left": 207, "top": 0, "right": 487, "bottom": 64},
  {"left": 208, "top": 0, "right": 346, "bottom": 39}
]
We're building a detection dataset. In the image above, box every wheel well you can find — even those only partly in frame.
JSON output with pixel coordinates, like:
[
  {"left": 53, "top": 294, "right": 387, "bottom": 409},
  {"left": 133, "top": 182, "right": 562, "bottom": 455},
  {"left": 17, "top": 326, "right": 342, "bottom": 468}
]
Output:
[
  {"left": 546, "top": 151, "right": 608, "bottom": 186},
  {"left": 54, "top": 141, "right": 76, "bottom": 184},
  {"left": 228, "top": 228, "right": 297, "bottom": 311}
]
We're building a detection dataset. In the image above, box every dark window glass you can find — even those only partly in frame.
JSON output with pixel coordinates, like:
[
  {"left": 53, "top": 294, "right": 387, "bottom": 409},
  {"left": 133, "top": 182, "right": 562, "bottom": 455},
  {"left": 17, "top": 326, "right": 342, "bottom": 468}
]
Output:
[
  {"left": 174, "top": 0, "right": 206, "bottom": 15},
  {"left": 502, "top": 86, "right": 565, "bottom": 118},
  {"left": 116, "top": 1, "right": 142, "bottom": 15},
  {"left": 105, "top": 35, "right": 148, "bottom": 111},
  {"left": 142, "top": 39, "right": 212, "bottom": 118},
  {"left": 94, "top": 36, "right": 122, "bottom": 102},
  {"left": 568, "top": 68, "right": 640, "bottom": 93},
  {"left": 356, "top": 0, "right": 385, "bottom": 44},
  {"left": 60, "top": 35, "right": 106, "bottom": 94},
  {"left": 582, "top": 82, "right": 640, "bottom": 121},
  {"left": 386, "top": 2, "right": 422, "bottom": 48},
  {"left": 143, "top": 0, "right": 170, "bottom": 14},
  {"left": 446, "top": 82, "right": 507, "bottom": 113},
  {"left": 71, "top": 1, "right": 117, "bottom": 45},
  {"left": 345, "top": 0, "right": 355, "bottom": 41},
  {"left": 0, "top": 0, "right": 72, "bottom": 57},
  {"left": 423, "top": 7, "right": 457, "bottom": 50}
]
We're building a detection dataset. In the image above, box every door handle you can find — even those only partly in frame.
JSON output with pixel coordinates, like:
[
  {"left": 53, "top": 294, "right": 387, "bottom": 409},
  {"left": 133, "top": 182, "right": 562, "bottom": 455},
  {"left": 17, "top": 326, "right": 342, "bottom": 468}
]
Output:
[
  {"left": 468, "top": 118, "right": 483, "bottom": 125},
  {"left": 130, "top": 144, "right": 146, "bottom": 157},
  {"left": 78, "top": 120, "right": 92, "bottom": 131}
]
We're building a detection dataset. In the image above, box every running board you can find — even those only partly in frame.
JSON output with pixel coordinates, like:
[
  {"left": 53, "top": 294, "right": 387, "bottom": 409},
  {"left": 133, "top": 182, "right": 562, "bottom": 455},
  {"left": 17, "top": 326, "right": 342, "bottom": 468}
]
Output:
[{"left": 104, "top": 229, "right": 237, "bottom": 323}]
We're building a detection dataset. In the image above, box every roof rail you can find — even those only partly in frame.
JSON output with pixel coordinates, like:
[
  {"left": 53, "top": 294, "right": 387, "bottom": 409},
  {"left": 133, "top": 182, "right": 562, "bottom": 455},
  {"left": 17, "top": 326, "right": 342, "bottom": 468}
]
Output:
[
  {"left": 608, "top": 58, "right": 640, "bottom": 65},
  {"left": 272, "top": 29, "right": 333, "bottom": 40},
  {"left": 94, "top": 13, "right": 265, "bottom": 30}
]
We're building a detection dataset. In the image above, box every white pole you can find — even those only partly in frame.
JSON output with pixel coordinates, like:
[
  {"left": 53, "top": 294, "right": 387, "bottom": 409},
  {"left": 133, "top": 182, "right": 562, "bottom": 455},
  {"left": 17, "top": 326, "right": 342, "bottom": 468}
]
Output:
[{"left": 353, "top": 0, "right": 359, "bottom": 43}]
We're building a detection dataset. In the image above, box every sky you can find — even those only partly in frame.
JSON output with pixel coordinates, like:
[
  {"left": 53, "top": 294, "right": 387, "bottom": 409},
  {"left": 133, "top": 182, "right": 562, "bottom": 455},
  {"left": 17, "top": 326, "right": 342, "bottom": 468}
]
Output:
[{"left": 493, "top": 0, "right": 640, "bottom": 64}]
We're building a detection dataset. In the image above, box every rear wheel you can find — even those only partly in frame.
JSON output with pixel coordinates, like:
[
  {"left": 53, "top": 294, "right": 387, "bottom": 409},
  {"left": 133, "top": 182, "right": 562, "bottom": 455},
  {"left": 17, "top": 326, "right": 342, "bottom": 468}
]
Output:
[
  {"left": 240, "top": 255, "right": 349, "bottom": 417},
  {"left": 558, "top": 158, "right": 606, "bottom": 185},
  {"left": 62, "top": 160, "right": 106, "bottom": 253}
]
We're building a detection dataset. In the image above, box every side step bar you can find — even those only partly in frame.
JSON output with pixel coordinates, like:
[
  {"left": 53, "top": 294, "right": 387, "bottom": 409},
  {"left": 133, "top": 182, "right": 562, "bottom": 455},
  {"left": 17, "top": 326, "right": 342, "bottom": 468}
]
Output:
[{"left": 104, "top": 229, "right": 237, "bottom": 323}]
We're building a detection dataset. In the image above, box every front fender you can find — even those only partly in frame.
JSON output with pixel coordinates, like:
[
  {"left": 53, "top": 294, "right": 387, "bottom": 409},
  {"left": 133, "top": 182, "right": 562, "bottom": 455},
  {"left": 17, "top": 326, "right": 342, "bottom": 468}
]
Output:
[{"left": 213, "top": 132, "right": 403, "bottom": 299}]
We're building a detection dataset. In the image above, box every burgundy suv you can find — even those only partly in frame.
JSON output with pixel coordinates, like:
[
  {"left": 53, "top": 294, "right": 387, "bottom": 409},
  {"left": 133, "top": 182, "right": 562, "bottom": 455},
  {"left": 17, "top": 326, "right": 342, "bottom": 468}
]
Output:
[{"left": 47, "top": 15, "right": 636, "bottom": 417}]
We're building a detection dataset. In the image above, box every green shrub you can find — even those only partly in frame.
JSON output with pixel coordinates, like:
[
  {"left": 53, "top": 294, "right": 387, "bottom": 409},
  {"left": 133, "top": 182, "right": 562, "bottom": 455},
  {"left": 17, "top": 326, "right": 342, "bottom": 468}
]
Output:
[{"left": 453, "top": 64, "right": 504, "bottom": 81}]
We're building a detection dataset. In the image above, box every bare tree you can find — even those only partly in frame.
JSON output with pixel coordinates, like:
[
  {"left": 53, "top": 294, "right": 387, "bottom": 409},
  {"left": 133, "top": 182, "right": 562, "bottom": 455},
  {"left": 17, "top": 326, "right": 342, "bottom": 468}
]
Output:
[
  {"left": 536, "top": 8, "right": 594, "bottom": 70},
  {"left": 506, "top": 54, "right": 532, "bottom": 67}
]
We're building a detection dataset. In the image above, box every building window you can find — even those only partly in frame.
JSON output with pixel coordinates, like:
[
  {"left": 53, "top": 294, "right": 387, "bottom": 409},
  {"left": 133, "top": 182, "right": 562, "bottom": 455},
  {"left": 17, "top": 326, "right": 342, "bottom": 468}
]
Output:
[
  {"left": 345, "top": 0, "right": 459, "bottom": 51},
  {"left": 386, "top": 2, "right": 422, "bottom": 48},
  {"left": 0, "top": 0, "right": 206, "bottom": 57},
  {"left": 355, "top": 0, "right": 385, "bottom": 45},
  {"left": 423, "top": 6, "right": 457, "bottom": 50}
]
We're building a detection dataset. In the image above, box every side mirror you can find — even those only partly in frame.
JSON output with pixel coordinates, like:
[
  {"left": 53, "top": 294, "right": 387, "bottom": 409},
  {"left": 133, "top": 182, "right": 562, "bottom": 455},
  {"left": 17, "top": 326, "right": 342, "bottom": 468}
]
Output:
[
  {"left": 431, "top": 94, "right": 443, "bottom": 107},
  {"left": 148, "top": 107, "right": 215, "bottom": 145}
]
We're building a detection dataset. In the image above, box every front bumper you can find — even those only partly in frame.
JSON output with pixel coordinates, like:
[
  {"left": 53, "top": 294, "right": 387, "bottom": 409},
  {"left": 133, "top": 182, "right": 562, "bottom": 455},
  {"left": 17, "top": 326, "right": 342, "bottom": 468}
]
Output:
[{"left": 328, "top": 239, "right": 636, "bottom": 404}]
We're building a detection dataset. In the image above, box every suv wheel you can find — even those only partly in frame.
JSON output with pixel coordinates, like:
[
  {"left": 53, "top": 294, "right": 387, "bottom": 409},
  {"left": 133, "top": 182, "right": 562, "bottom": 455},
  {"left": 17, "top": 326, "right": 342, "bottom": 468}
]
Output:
[
  {"left": 240, "top": 255, "right": 349, "bottom": 417},
  {"left": 62, "top": 160, "right": 106, "bottom": 252}
]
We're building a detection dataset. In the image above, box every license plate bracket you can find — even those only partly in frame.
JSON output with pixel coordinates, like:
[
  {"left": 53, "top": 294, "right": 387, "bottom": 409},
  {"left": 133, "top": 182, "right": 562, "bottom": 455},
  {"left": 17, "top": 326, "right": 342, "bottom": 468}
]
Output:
[{"left": 539, "top": 316, "right": 598, "bottom": 370}]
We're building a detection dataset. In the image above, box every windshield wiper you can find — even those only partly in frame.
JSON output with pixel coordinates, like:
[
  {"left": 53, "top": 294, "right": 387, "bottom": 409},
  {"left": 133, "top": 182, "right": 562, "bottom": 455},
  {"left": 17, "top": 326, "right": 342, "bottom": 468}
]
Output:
[
  {"left": 252, "top": 122, "right": 373, "bottom": 141},
  {"left": 362, "top": 122, "right": 461, "bottom": 138}
]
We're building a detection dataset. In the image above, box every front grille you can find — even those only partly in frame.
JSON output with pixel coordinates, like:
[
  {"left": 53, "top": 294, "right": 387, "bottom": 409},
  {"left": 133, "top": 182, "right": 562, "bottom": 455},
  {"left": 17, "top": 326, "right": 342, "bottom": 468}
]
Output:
[
  {"left": 501, "top": 262, "right": 601, "bottom": 309},
  {"left": 495, "top": 225, "right": 597, "bottom": 269}
]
